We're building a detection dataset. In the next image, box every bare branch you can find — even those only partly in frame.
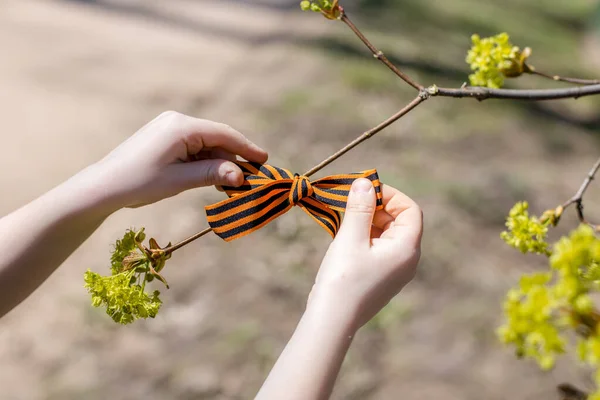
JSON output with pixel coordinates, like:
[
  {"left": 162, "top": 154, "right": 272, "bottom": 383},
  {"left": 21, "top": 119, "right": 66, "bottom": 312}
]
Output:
[
  {"left": 434, "top": 84, "right": 600, "bottom": 101},
  {"left": 162, "top": 227, "right": 212, "bottom": 255},
  {"left": 339, "top": 10, "right": 423, "bottom": 91},
  {"left": 562, "top": 156, "right": 600, "bottom": 229},
  {"left": 303, "top": 94, "right": 426, "bottom": 177},
  {"left": 530, "top": 69, "right": 600, "bottom": 86},
  {"left": 160, "top": 9, "right": 600, "bottom": 253}
]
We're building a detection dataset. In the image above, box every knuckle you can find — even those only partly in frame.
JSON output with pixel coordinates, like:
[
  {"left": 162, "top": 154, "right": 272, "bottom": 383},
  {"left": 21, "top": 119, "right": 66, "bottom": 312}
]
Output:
[
  {"left": 414, "top": 205, "right": 424, "bottom": 221},
  {"left": 219, "top": 123, "right": 243, "bottom": 139},
  {"left": 158, "top": 111, "right": 186, "bottom": 132},
  {"left": 202, "top": 162, "right": 220, "bottom": 186},
  {"left": 159, "top": 110, "right": 182, "bottom": 121},
  {"left": 217, "top": 122, "right": 234, "bottom": 134},
  {"left": 345, "top": 202, "right": 375, "bottom": 214},
  {"left": 328, "top": 240, "right": 345, "bottom": 253}
]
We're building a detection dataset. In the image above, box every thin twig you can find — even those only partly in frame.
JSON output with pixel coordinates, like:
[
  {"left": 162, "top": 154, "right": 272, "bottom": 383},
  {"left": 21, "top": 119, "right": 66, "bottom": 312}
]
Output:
[
  {"left": 562, "top": 156, "right": 600, "bottom": 229},
  {"left": 339, "top": 10, "right": 600, "bottom": 100},
  {"left": 434, "top": 84, "right": 600, "bottom": 101},
  {"left": 339, "top": 11, "right": 423, "bottom": 91},
  {"left": 530, "top": 69, "right": 600, "bottom": 86},
  {"left": 303, "top": 94, "right": 426, "bottom": 177},
  {"left": 163, "top": 227, "right": 212, "bottom": 254}
]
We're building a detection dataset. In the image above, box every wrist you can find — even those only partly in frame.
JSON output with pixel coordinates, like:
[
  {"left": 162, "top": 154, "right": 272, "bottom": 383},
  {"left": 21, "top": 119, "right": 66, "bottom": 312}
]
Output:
[
  {"left": 305, "top": 285, "right": 361, "bottom": 336},
  {"left": 59, "top": 163, "right": 125, "bottom": 218}
]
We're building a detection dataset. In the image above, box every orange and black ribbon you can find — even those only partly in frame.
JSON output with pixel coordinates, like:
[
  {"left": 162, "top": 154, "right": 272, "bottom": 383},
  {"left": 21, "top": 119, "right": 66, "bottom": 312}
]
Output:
[{"left": 205, "top": 162, "right": 383, "bottom": 242}]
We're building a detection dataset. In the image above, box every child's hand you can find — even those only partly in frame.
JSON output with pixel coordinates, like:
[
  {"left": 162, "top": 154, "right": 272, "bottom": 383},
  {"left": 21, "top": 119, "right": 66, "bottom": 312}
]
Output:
[
  {"left": 93, "top": 111, "right": 268, "bottom": 209},
  {"left": 309, "top": 179, "right": 423, "bottom": 331}
]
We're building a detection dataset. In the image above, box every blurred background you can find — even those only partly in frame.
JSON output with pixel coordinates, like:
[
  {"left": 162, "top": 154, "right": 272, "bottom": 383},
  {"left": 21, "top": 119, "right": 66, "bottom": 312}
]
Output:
[{"left": 1, "top": 0, "right": 600, "bottom": 399}]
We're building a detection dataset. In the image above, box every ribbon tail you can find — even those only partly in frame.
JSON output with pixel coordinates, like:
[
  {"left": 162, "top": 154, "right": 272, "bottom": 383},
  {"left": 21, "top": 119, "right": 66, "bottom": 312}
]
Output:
[
  {"left": 205, "top": 180, "right": 293, "bottom": 242},
  {"left": 297, "top": 198, "right": 342, "bottom": 238},
  {"left": 312, "top": 169, "right": 384, "bottom": 213}
]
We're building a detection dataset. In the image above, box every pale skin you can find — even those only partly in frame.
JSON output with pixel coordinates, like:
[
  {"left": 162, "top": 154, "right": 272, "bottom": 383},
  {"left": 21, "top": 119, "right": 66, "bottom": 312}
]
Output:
[{"left": 0, "top": 111, "right": 422, "bottom": 399}]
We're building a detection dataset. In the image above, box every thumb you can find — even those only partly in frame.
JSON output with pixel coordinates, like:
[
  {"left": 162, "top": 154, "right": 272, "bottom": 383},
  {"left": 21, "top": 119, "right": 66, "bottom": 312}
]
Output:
[
  {"left": 166, "top": 159, "right": 244, "bottom": 190},
  {"left": 337, "top": 178, "right": 376, "bottom": 244}
]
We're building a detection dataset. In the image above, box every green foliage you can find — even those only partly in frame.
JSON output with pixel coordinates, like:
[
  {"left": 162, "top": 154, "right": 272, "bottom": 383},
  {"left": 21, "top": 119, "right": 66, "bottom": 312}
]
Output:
[
  {"left": 300, "top": 0, "right": 334, "bottom": 12},
  {"left": 500, "top": 201, "right": 600, "bottom": 396},
  {"left": 496, "top": 271, "right": 566, "bottom": 371},
  {"left": 84, "top": 270, "right": 162, "bottom": 324},
  {"left": 110, "top": 229, "right": 139, "bottom": 275},
  {"left": 299, "top": 0, "right": 341, "bottom": 19},
  {"left": 552, "top": 224, "right": 600, "bottom": 288},
  {"left": 500, "top": 201, "right": 551, "bottom": 255},
  {"left": 466, "top": 33, "right": 531, "bottom": 88},
  {"left": 84, "top": 228, "right": 166, "bottom": 325}
]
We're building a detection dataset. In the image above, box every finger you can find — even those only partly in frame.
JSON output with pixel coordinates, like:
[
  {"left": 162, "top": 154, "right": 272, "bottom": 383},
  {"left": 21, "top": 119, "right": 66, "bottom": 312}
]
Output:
[
  {"left": 180, "top": 116, "right": 268, "bottom": 163},
  {"left": 210, "top": 149, "right": 237, "bottom": 162},
  {"left": 336, "top": 178, "right": 377, "bottom": 245},
  {"left": 210, "top": 150, "right": 238, "bottom": 193},
  {"left": 380, "top": 184, "right": 418, "bottom": 218},
  {"left": 190, "top": 149, "right": 237, "bottom": 162},
  {"left": 165, "top": 159, "right": 245, "bottom": 191},
  {"left": 380, "top": 204, "right": 423, "bottom": 246},
  {"left": 371, "top": 225, "right": 384, "bottom": 239},
  {"left": 372, "top": 209, "right": 394, "bottom": 231},
  {"left": 372, "top": 184, "right": 417, "bottom": 230}
]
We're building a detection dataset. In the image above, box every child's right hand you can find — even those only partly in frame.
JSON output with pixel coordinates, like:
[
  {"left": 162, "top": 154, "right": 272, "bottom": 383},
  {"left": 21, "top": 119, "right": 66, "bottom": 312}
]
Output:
[{"left": 309, "top": 179, "right": 423, "bottom": 331}]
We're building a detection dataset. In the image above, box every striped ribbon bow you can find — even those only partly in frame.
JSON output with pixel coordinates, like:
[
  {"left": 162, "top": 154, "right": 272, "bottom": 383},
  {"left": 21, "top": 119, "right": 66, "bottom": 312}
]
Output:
[{"left": 205, "top": 162, "right": 384, "bottom": 242}]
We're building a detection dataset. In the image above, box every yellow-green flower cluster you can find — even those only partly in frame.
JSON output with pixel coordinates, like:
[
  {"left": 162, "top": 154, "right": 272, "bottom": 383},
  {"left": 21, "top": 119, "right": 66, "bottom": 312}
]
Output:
[
  {"left": 501, "top": 201, "right": 550, "bottom": 255},
  {"left": 84, "top": 270, "right": 162, "bottom": 324},
  {"left": 299, "top": 0, "right": 341, "bottom": 19},
  {"left": 553, "top": 225, "right": 600, "bottom": 397},
  {"left": 552, "top": 224, "right": 600, "bottom": 288},
  {"left": 110, "top": 229, "right": 138, "bottom": 274},
  {"left": 499, "top": 221, "right": 600, "bottom": 390},
  {"left": 578, "top": 336, "right": 600, "bottom": 399},
  {"left": 497, "top": 272, "right": 565, "bottom": 370},
  {"left": 84, "top": 228, "right": 164, "bottom": 325},
  {"left": 300, "top": 0, "right": 334, "bottom": 12},
  {"left": 466, "top": 33, "right": 529, "bottom": 88}
]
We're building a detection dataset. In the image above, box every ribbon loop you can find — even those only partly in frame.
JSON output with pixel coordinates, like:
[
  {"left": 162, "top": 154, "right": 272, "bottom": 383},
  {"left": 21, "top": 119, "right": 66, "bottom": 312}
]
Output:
[{"left": 205, "top": 162, "right": 383, "bottom": 242}]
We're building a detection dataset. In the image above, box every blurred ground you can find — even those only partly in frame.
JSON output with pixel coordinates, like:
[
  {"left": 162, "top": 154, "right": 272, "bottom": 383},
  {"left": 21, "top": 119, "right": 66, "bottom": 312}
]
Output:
[{"left": 1, "top": 0, "right": 600, "bottom": 399}]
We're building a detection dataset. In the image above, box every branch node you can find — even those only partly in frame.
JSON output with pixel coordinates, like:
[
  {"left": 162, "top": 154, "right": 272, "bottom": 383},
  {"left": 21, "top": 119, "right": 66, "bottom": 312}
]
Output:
[
  {"left": 373, "top": 51, "right": 384, "bottom": 59},
  {"left": 420, "top": 85, "right": 438, "bottom": 99}
]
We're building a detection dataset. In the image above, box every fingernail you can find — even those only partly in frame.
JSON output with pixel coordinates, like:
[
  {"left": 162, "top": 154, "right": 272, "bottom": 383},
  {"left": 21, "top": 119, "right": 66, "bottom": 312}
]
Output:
[
  {"left": 351, "top": 178, "right": 373, "bottom": 193},
  {"left": 223, "top": 166, "right": 241, "bottom": 186}
]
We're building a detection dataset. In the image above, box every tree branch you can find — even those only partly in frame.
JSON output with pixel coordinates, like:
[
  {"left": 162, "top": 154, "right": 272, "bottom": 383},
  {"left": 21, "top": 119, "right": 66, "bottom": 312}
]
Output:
[
  {"left": 152, "top": 9, "right": 600, "bottom": 254},
  {"left": 530, "top": 69, "right": 600, "bottom": 86},
  {"left": 336, "top": 10, "right": 600, "bottom": 101},
  {"left": 562, "top": 156, "right": 600, "bottom": 230},
  {"left": 339, "top": 10, "right": 423, "bottom": 91},
  {"left": 434, "top": 84, "right": 600, "bottom": 101},
  {"left": 303, "top": 94, "right": 425, "bottom": 177},
  {"left": 162, "top": 227, "right": 212, "bottom": 255}
]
